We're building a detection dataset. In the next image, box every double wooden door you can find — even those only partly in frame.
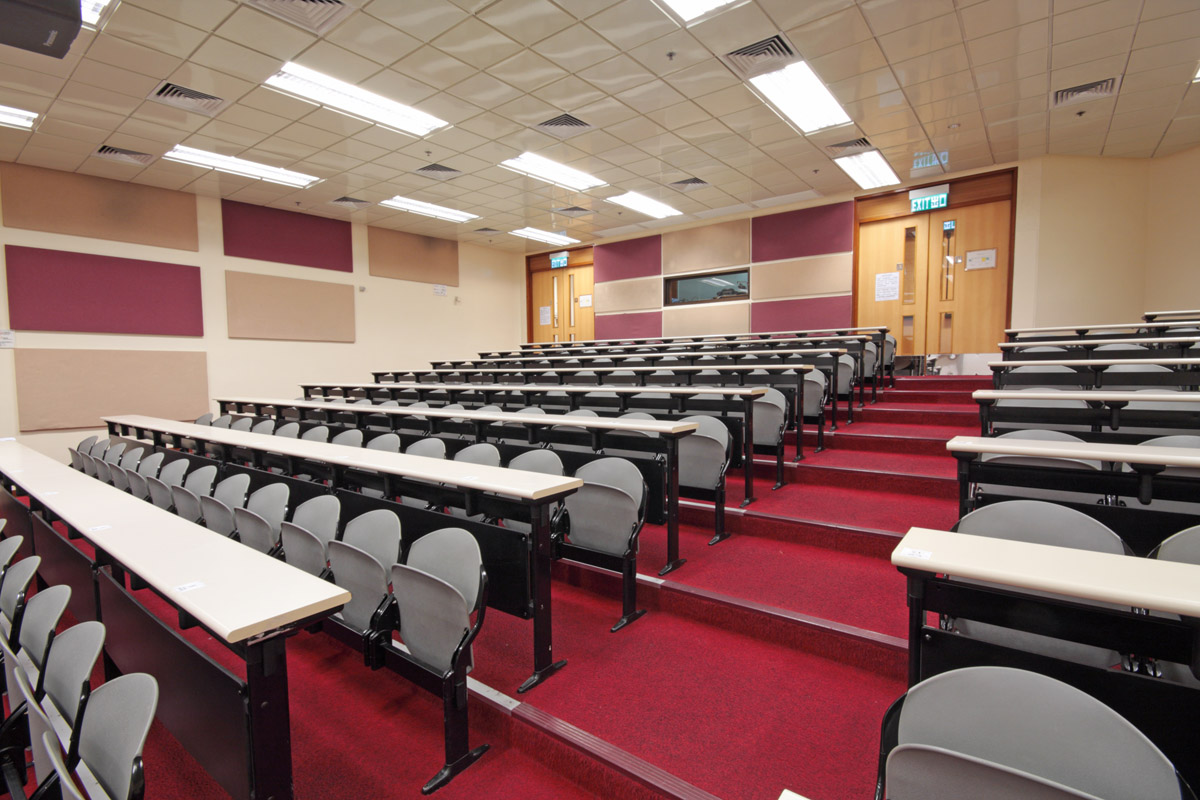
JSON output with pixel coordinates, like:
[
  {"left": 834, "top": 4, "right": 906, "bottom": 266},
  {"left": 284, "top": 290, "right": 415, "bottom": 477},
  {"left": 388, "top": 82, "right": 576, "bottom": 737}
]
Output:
[
  {"left": 856, "top": 200, "right": 1011, "bottom": 356},
  {"left": 530, "top": 266, "right": 594, "bottom": 343}
]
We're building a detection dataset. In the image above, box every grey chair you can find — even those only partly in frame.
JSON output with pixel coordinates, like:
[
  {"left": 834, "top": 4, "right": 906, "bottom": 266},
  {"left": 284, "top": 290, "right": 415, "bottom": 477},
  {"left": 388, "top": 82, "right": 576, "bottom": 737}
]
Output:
[
  {"left": 499, "top": 450, "right": 565, "bottom": 534},
  {"left": 678, "top": 415, "right": 731, "bottom": 545},
  {"left": 14, "top": 673, "right": 64, "bottom": 796},
  {"left": 0, "top": 555, "right": 40, "bottom": 644},
  {"left": 1119, "top": 435, "right": 1200, "bottom": 513},
  {"left": 447, "top": 444, "right": 500, "bottom": 520},
  {"left": 88, "top": 439, "right": 111, "bottom": 458},
  {"left": 193, "top": 413, "right": 213, "bottom": 426},
  {"left": 0, "top": 533, "right": 23, "bottom": 592},
  {"left": 366, "top": 433, "right": 401, "bottom": 453},
  {"left": 93, "top": 459, "right": 112, "bottom": 485},
  {"left": 230, "top": 416, "right": 253, "bottom": 431},
  {"left": 877, "top": 666, "right": 1190, "bottom": 800},
  {"left": 211, "top": 414, "right": 233, "bottom": 429},
  {"left": 562, "top": 457, "right": 647, "bottom": 631},
  {"left": 992, "top": 386, "right": 1094, "bottom": 433},
  {"left": 405, "top": 527, "right": 485, "bottom": 616},
  {"left": 118, "top": 447, "right": 143, "bottom": 471},
  {"left": 251, "top": 419, "right": 276, "bottom": 435},
  {"left": 275, "top": 422, "right": 300, "bottom": 439},
  {"left": 1148, "top": 525, "right": 1200, "bottom": 685},
  {"left": 75, "top": 436, "right": 97, "bottom": 455},
  {"left": 0, "top": 583, "right": 68, "bottom": 702},
  {"left": 233, "top": 483, "right": 290, "bottom": 554},
  {"left": 280, "top": 495, "right": 341, "bottom": 578},
  {"left": 99, "top": 441, "right": 124, "bottom": 466},
  {"left": 328, "top": 540, "right": 393, "bottom": 633},
  {"left": 135, "top": 452, "right": 164, "bottom": 478},
  {"left": 67, "top": 448, "right": 85, "bottom": 472},
  {"left": 169, "top": 464, "right": 217, "bottom": 523},
  {"left": 109, "top": 464, "right": 131, "bottom": 492},
  {"left": 79, "top": 453, "right": 99, "bottom": 478},
  {"left": 71, "top": 672, "right": 158, "bottom": 800},
  {"left": 127, "top": 471, "right": 150, "bottom": 502},
  {"left": 301, "top": 425, "right": 330, "bottom": 443},
  {"left": 332, "top": 428, "right": 364, "bottom": 447},
  {"left": 752, "top": 387, "right": 788, "bottom": 489},
  {"left": 40, "top": 620, "right": 106, "bottom": 765},
  {"left": 342, "top": 509, "right": 401, "bottom": 571},
  {"left": 199, "top": 473, "right": 251, "bottom": 537},
  {"left": 976, "top": 429, "right": 1104, "bottom": 504}
]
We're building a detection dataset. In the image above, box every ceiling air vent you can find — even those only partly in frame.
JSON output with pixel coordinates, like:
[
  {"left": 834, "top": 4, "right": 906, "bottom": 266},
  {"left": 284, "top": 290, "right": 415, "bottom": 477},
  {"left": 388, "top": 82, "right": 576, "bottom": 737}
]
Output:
[
  {"left": 824, "top": 137, "right": 873, "bottom": 157},
  {"left": 474, "top": 227, "right": 501, "bottom": 233},
  {"left": 245, "top": 0, "right": 354, "bottom": 35},
  {"left": 330, "top": 196, "right": 371, "bottom": 210},
  {"left": 415, "top": 163, "right": 462, "bottom": 181},
  {"left": 551, "top": 206, "right": 591, "bottom": 217},
  {"left": 93, "top": 145, "right": 154, "bottom": 166},
  {"left": 536, "top": 113, "right": 592, "bottom": 138},
  {"left": 723, "top": 34, "right": 796, "bottom": 80},
  {"left": 147, "top": 82, "right": 229, "bottom": 117},
  {"left": 670, "top": 177, "right": 709, "bottom": 191},
  {"left": 1052, "top": 77, "right": 1120, "bottom": 108}
]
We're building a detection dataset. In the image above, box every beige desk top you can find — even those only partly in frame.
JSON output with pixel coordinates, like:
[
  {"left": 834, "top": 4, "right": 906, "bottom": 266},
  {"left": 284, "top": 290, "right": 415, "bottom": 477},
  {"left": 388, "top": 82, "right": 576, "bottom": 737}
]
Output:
[
  {"left": 303, "top": 381, "right": 769, "bottom": 398},
  {"left": 450, "top": 347, "right": 845, "bottom": 364},
  {"left": 947, "top": 434, "right": 1200, "bottom": 467},
  {"left": 490, "top": 335, "right": 869, "bottom": 355},
  {"left": 0, "top": 441, "right": 349, "bottom": 643},
  {"left": 998, "top": 336, "right": 1200, "bottom": 349},
  {"left": 1006, "top": 320, "right": 1200, "bottom": 335},
  {"left": 974, "top": 390, "right": 1200, "bottom": 403},
  {"left": 991, "top": 358, "right": 1200, "bottom": 368},
  {"left": 216, "top": 397, "right": 699, "bottom": 436},
  {"left": 526, "top": 326, "right": 887, "bottom": 348},
  {"left": 893, "top": 527, "right": 1200, "bottom": 618},
  {"left": 1145, "top": 309, "right": 1200, "bottom": 318},
  {"left": 105, "top": 415, "right": 583, "bottom": 501},
  {"left": 415, "top": 364, "right": 815, "bottom": 374}
]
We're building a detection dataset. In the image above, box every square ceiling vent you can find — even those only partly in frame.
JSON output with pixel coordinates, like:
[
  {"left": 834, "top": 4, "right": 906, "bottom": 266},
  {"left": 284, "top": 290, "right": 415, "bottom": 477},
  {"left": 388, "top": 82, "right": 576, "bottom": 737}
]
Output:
[
  {"left": 245, "top": 0, "right": 355, "bottom": 35},
  {"left": 147, "top": 82, "right": 230, "bottom": 117},
  {"left": 93, "top": 145, "right": 155, "bottom": 166},
  {"left": 415, "top": 163, "right": 462, "bottom": 181}
]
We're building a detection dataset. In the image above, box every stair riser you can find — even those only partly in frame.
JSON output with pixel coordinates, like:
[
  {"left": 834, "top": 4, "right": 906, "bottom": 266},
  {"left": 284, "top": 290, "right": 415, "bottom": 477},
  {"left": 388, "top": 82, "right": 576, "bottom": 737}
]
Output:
[
  {"left": 878, "top": 390, "right": 978, "bottom": 404},
  {"left": 894, "top": 377, "right": 992, "bottom": 392},
  {"left": 815, "top": 433, "right": 954, "bottom": 457},
  {"left": 857, "top": 408, "right": 978, "bottom": 426},
  {"left": 789, "top": 465, "right": 958, "bottom": 499},
  {"left": 678, "top": 504, "right": 901, "bottom": 559}
]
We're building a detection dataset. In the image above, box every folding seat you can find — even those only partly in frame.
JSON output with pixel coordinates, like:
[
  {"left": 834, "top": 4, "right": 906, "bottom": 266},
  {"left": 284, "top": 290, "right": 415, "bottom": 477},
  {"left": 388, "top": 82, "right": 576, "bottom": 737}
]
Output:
[
  {"left": 975, "top": 429, "right": 1104, "bottom": 504},
  {"left": 230, "top": 416, "right": 253, "bottom": 431},
  {"left": 211, "top": 415, "right": 233, "bottom": 429},
  {"left": 135, "top": 452, "right": 163, "bottom": 479},
  {"left": 384, "top": 437, "right": 445, "bottom": 505},
  {"left": 274, "top": 422, "right": 300, "bottom": 438},
  {"left": 331, "top": 429, "right": 364, "bottom": 447},
  {"left": 300, "top": 425, "right": 329, "bottom": 443},
  {"left": 93, "top": 459, "right": 112, "bottom": 485},
  {"left": 1148, "top": 525, "right": 1200, "bottom": 684},
  {"left": 561, "top": 458, "right": 647, "bottom": 631},
  {"left": 146, "top": 459, "right": 189, "bottom": 511},
  {"left": 752, "top": 387, "right": 789, "bottom": 489},
  {"left": 67, "top": 448, "right": 85, "bottom": 472},
  {"left": 342, "top": 509, "right": 401, "bottom": 572},
  {"left": 0, "top": 555, "right": 40, "bottom": 643},
  {"left": 877, "top": 666, "right": 1191, "bottom": 800},
  {"left": 365, "top": 433, "right": 401, "bottom": 452},
  {"left": 501, "top": 450, "right": 564, "bottom": 533},
  {"left": 991, "top": 386, "right": 1094, "bottom": 433},
  {"left": 883, "top": 333, "right": 897, "bottom": 387},
  {"left": 199, "top": 473, "right": 252, "bottom": 535},
  {"left": 1117, "top": 435, "right": 1200, "bottom": 514},
  {"left": 446, "top": 445, "right": 500, "bottom": 520},
  {"left": 233, "top": 484, "right": 290, "bottom": 554},
  {"left": 0, "top": 583, "right": 68, "bottom": 701},
  {"left": 280, "top": 495, "right": 341, "bottom": 579},
  {"left": 169, "top": 464, "right": 217, "bottom": 523},
  {"left": 118, "top": 447, "right": 143, "bottom": 471},
  {"left": 193, "top": 413, "right": 214, "bottom": 426},
  {"left": 75, "top": 436, "right": 97, "bottom": 455},
  {"left": 678, "top": 415, "right": 731, "bottom": 545},
  {"left": 1102, "top": 362, "right": 1177, "bottom": 391},
  {"left": 0, "top": 533, "right": 23, "bottom": 591},
  {"left": 108, "top": 464, "right": 131, "bottom": 492}
]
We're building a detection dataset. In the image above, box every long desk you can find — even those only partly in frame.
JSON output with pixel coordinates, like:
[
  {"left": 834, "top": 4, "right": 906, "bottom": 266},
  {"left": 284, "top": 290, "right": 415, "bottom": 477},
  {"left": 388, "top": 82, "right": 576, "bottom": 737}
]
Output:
[
  {"left": 484, "top": 334, "right": 869, "bottom": 357},
  {"left": 1145, "top": 309, "right": 1200, "bottom": 322},
  {"left": 104, "top": 415, "right": 582, "bottom": 693},
  {"left": 972, "top": 389, "right": 1200, "bottom": 439},
  {"left": 989, "top": 357, "right": 1200, "bottom": 389},
  {"left": 0, "top": 441, "right": 349, "bottom": 800},
  {"left": 522, "top": 325, "right": 887, "bottom": 349},
  {"left": 1004, "top": 319, "right": 1200, "bottom": 342},
  {"left": 213, "top": 396, "right": 698, "bottom": 574},
  {"left": 893, "top": 526, "right": 1200, "bottom": 790},
  {"left": 300, "top": 382, "right": 771, "bottom": 503},
  {"left": 998, "top": 336, "right": 1200, "bottom": 360}
]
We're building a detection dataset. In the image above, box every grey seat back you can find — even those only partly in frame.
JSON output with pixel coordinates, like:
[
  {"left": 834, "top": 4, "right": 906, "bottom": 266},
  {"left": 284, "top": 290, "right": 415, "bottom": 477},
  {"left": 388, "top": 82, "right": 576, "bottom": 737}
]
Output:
[
  {"left": 170, "top": 485, "right": 203, "bottom": 523},
  {"left": 234, "top": 509, "right": 277, "bottom": 553},
  {"left": 564, "top": 482, "right": 639, "bottom": 556},
  {"left": 1, "top": 555, "right": 39, "bottom": 635},
  {"left": 200, "top": 496, "right": 237, "bottom": 536},
  {"left": 146, "top": 477, "right": 175, "bottom": 510},
  {"left": 677, "top": 416, "right": 729, "bottom": 489},
  {"left": 328, "top": 540, "right": 391, "bottom": 632},
  {"left": 127, "top": 471, "right": 150, "bottom": 501},
  {"left": 406, "top": 528, "right": 482, "bottom": 612},
  {"left": 752, "top": 391, "right": 787, "bottom": 446},
  {"left": 1154, "top": 524, "right": 1200, "bottom": 564},
  {"left": 244, "top": 483, "right": 289, "bottom": 535},
  {"left": 886, "top": 743, "right": 1099, "bottom": 800},
  {"left": 343, "top": 509, "right": 402, "bottom": 571},
  {"left": 158, "top": 458, "right": 188, "bottom": 488},
  {"left": 366, "top": 433, "right": 401, "bottom": 452},
  {"left": 453, "top": 443, "right": 500, "bottom": 467},
  {"left": 0, "top": 535, "right": 23, "bottom": 584},
  {"left": 193, "top": 413, "right": 213, "bottom": 426},
  {"left": 88, "top": 439, "right": 110, "bottom": 458},
  {"left": 109, "top": 465, "right": 131, "bottom": 492},
  {"left": 211, "top": 414, "right": 233, "bottom": 429},
  {"left": 406, "top": 438, "right": 446, "bottom": 459},
  {"left": 301, "top": 425, "right": 330, "bottom": 442},
  {"left": 16, "top": 668, "right": 61, "bottom": 789},
  {"left": 182, "top": 464, "right": 217, "bottom": 495},
  {"left": 68, "top": 448, "right": 85, "bottom": 471},
  {"left": 76, "top": 435, "right": 98, "bottom": 454},
  {"left": 291, "top": 494, "right": 340, "bottom": 543},
  {"left": 6, "top": 584, "right": 69, "bottom": 699},
  {"left": 251, "top": 419, "right": 276, "bottom": 435},
  {"left": 332, "top": 429, "right": 364, "bottom": 447},
  {"left": 391, "top": 564, "right": 471, "bottom": 674},
  {"left": 77, "top": 672, "right": 158, "bottom": 800},
  {"left": 118, "top": 447, "right": 143, "bottom": 470},
  {"left": 79, "top": 454, "right": 99, "bottom": 478},
  {"left": 275, "top": 422, "right": 300, "bottom": 438},
  {"left": 94, "top": 460, "right": 112, "bottom": 484},
  {"left": 281, "top": 524, "right": 328, "bottom": 577},
  {"left": 136, "top": 452, "right": 164, "bottom": 477},
  {"left": 43, "top": 620, "right": 105, "bottom": 729},
  {"left": 507, "top": 449, "right": 563, "bottom": 476},
  {"left": 230, "top": 416, "right": 253, "bottom": 431},
  {"left": 212, "top": 473, "right": 251, "bottom": 509}
]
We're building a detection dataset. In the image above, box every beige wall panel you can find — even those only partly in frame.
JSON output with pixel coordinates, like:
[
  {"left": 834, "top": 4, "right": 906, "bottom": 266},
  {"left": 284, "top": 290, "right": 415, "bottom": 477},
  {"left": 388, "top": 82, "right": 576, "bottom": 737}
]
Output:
[
  {"left": 0, "top": 162, "right": 198, "bottom": 251},
  {"left": 661, "top": 302, "right": 750, "bottom": 337},
  {"left": 15, "top": 349, "right": 209, "bottom": 432},
  {"left": 1146, "top": 144, "right": 1200, "bottom": 311},
  {"left": 225, "top": 270, "right": 355, "bottom": 342},
  {"left": 367, "top": 226, "right": 459, "bottom": 286},
  {"left": 595, "top": 276, "right": 661, "bottom": 313},
  {"left": 751, "top": 252, "right": 852, "bottom": 300},
  {"left": 662, "top": 219, "right": 750, "bottom": 274}
]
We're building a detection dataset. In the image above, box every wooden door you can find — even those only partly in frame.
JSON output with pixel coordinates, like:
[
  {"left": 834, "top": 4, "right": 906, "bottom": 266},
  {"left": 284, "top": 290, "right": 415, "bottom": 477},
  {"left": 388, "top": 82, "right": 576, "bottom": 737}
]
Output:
[
  {"left": 529, "top": 266, "right": 594, "bottom": 342},
  {"left": 923, "top": 201, "right": 1011, "bottom": 354},
  {"left": 856, "top": 216, "right": 930, "bottom": 356}
]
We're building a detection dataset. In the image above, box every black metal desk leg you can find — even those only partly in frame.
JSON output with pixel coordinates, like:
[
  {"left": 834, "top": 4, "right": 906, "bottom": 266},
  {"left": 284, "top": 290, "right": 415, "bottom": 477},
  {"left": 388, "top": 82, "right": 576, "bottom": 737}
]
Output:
[
  {"left": 246, "top": 636, "right": 295, "bottom": 800},
  {"left": 794, "top": 375, "right": 804, "bottom": 462},
  {"left": 660, "top": 437, "right": 686, "bottom": 575},
  {"left": 905, "top": 574, "right": 926, "bottom": 687},
  {"left": 519, "top": 503, "right": 565, "bottom": 693},
  {"left": 741, "top": 398, "right": 756, "bottom": 507},
  {"left": 829, "top": 363, "right": 840, "bottom": 431}
]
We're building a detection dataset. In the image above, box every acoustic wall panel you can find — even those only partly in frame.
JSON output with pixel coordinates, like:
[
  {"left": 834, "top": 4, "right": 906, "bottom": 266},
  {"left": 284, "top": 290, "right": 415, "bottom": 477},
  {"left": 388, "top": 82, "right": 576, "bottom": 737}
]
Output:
[
  {"left": 15, "top": 349, "right": 209, "bottom": 432},
  {"left": 5, "top": 245, "right": 203, "bottom": 336},
  {"left": 594, "top": 276, "right": 661, "bottom": 313},
  {"left": 0, "top": 162, "right": 198, "bottom": 250},
  {"left": 367, "top": 226, "right": 459, "bottom": 286},
  {"left": 225, "top": 271, "right": 355, "bottom": 342},
  {"left": 595, "top": 310, "right": 662, "bottom": 339},
  {"left": 221, "top": 200, "right": 352, "bottom": 272},
  {"left": 661, "top": 302, "right": 749, "bottom": 337},
  {"left": 750, "top": 296, "right": 852, "bottom": 333},
  {"left": 751, "top": 202, "right": 853, "bottom": 263},
  {"left": 750, "top": 253, "right": 853, "bottom": 301},
  {"left": 662, "top": 219, "right": 750, "bottom": 274},
  {"left": 594, "top": 235, "right": 662, "bottom": 283}
]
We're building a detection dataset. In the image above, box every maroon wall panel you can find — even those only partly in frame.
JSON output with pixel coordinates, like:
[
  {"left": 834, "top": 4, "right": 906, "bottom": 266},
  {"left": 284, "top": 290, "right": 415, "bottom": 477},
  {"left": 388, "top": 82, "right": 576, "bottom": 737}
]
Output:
[
  {"left": 751, "top": 202, "right": 853, "bottom": 263},
  {"left": 5, "top": 245, "right": 203, "bottom": 336},
  {"left": 593, "top": 235, "right": 662, "bottom": 283},
  {"left": 595, "top": 310, "right": 662, "bottom": 340},
  {"left": 221, "top": 200, "right": 352, "bottom": 272},
  {"left": 750, "top": 296, "right": 852, "bottom": 333}
]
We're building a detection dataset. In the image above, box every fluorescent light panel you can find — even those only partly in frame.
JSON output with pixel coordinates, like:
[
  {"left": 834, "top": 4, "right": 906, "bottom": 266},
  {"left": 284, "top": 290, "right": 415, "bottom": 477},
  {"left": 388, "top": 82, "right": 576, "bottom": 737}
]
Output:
[
  {"left": 657, "top": 0, "right": 739, "bottom": 22},
  {"left": 750, "top": 61, "right": 851, "bottom": 134},
  {"left": 380, "top": 195, "right": 478, "bottom": 223},
  {"left": 1194, "top": 64, "right": 1200, "bottom": 82},
  {"left": 0, "top": 104, "right": 37, "bottom": 130},
  {"left": 265, "top": 62, "right": 448, "bottom": 137},
  {"left": 509, "top": 227, "right": 580, "bottom": 246},
  {"left": 162, "top": 145, "right": 320, "bottom": 188},
  {"left": 833, "top": 150, "right": 901, "bottom": 190},
  {"left": 499, "top": 152, "right": 605, "bottom": 192},
  {"left": 606, "top": 191, "right": 682, "bottom": 219},
  {"left": 81, "top": 0, "right": 116, "bottom": 26}
]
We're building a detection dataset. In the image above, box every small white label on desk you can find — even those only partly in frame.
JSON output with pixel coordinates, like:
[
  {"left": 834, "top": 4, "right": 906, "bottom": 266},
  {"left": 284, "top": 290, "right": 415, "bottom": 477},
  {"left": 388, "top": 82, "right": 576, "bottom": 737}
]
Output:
[
  {"left": 175, "top": 581, "right": 205, "bottom": 593},
  {"left": 87, "top": 525, "right": 111, "bottom": 533},
  {"left": 43, "top": 491, "right": 59, "bottom": 496},
  {"left": 900, "top": 547, "right": 932, "bottom": 560}
]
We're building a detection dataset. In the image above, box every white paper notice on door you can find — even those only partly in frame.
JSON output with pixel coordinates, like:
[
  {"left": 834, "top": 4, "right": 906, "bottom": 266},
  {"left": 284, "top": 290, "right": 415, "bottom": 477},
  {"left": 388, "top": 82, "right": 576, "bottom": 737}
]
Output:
[
  {"left": 965, "top": 248, "right": 997, "bottom": 270},
  {"left": 578, "top": 294, "right": 592, "bottom": 308},
  {"left": 539, "top": 306, "right": 552, "bottom": 325},
  {"left": 875, "top": 271, "right": 900, "bottom": 302}
]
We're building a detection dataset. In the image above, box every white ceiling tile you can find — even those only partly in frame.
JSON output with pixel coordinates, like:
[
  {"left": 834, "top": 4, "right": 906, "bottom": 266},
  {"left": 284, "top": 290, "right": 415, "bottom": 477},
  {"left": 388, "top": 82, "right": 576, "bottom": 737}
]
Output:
[
  {"left": 216, "top": 104, "right": 291, "bottom": 135},
  {"left": 1049, "top": 55, "right": 1127, "bottom": 94},
  {"left": 580, "top": 54, "right": 657, "bottom": 93},
  {"left": 586, "top": 0, "right": 679, "bottom": 51},
  {"left": 36, "top": 118, "right": 110, "bottom": 145},
  {"left": 447, "top": 72, "right": 524, "bottom": 107},
  {"left": 196, "top": 119, "right": 268, "bottom": 148},
  {"left": 1114, "top": 84, "right": 1189, "bottom": 115},
  {"left": 1119, "top": 62, "right": 1199, "bottom": 94},
  {"left": 57, "top": 82, "right": 143, "bottom": 116},
  {"left": 104, "top": 4, "right": 208, "bottom": 59},
  {"left": 0, "top": 89, "right": 51, "bottom": 115},
  {"left": 1052, "top": 27, "right": 1135, "bottom": 70},
  {"left": 534, "top": 23, "right": 621, "bottom": 72},
  {"left": 1127, "top": 38, "right": 1200, "bottom": 74},
  {"left": 977, "top": 74, "right": 1049, "bottom": 107},
  {"left": 492, "top": 94, "right": 564, "bottom": 126},
  {"left": 393, "top": 46, "right": 477, "bottom": 91},
  {"left": 966, "top": 21, "right": 1049, "bottom": 66},
  {"left": 0, "top": 64, "right": 65, "bottom": 100},
  {"left": 357, "top": 70, "right": 439, "bottom": 107},
  {"left": 892, "top": 45, "right": 971, "bottom": 87},
  {"left": 694, "top": 83, "right": 762, "bottom": 117},
  {"left": 973, "top": 51, "right": 1049, "bottom": 88},
  {"left": 325, "top": 14, "right": 423, "bottom": 66},
  {"left": 413, "top": 92, "right": 484, "bottom": 125},
  {"left": 87, "top": 32, "right": 184, "bottom": 78},
  {"left": 959, "top": 0, "right": 1049, "bottom": 39},
  {"left": 215, "top": 8, "right": 317, "bottom": 61},
  {"left": 487, "top": 51, "right": 570, "bottom": 92},
  {"left": 786, "top": 6, "right": 874, "bottom": 61},
  {"left": 1052, "top": 0, "right": 1142, "bottom": 43},
  {"left": 455, "top": 111, "right": 525, "bottom": 139},
  {"left": 478, "top": 0, "right": 577, "bottom": 46},
  {"left": 627, "top": 29, "right": 712, "bottom": 78},
  {"left": 643, "top": 100, "right": 712, "bottom": 130},
  {"left": 188, "top": 37, "right": 281, "bottom": 85},
  {"left": 124, "top": 0, "right": 240, "bottom": 31},
  {"left": 688, "top": 2, "right": 779, "bottom": 55},
  {"left": 168, "top": 63, "right": 255, "bottom": 104},
  {"left": 298, "top": 107, "right": 373, "bottom": 136},
  {"left": 432, "top": 18, "right": 524, "bottom": 70},
  {"left": 17, "top": 147, "right": 89, "bottom": 172},
  {"left": 877, "top": 13, "right": 963, "bottom": 62},
  {"left": 615, "top": 79, "right": 686, "bottom": 113},
  {"left": 860, "top": 0, "right": 956, "bottom": 35},
  {"left": 327, "top": 138, "right": 390, "bottom": 162},
  {"left": 676, "top": 119, "right": 735, "bottom": 144},
  {"left": 810, "top": 40, "right": 889, "bottom": 85},
  {"left": 425, "top": 125, "right": 492, "bottom": 154},
  {"left": 363, "top": 0, "right": 469, "bottom": 40},
  {"left": 292, "top": 42, "right": 383, "bottom": 85},
  {"left": 276, "top": 121, "right": 346, "bottom": 149},
  {"left": 572, "top": 95, "right": 641, "bottom": 127},
  {"left": 1133, "top": 8, "right": 1200, "bottom": 49},
  {"left": 534, "top": 76, "right": 608, "bottom": 111},
  {"left": 830, "top": 67, "right": 902, "bottom": 104}
]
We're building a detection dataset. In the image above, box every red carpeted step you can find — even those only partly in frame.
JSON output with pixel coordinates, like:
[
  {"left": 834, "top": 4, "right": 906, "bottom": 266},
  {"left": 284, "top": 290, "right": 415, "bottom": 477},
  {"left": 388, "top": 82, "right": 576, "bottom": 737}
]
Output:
[
  {"left": 807, "top": 429, "right": 958, "bottom": 456},
  {"left": 855, "top": 405, "right": 978, "bottom": 426},
  {"left": 893, "top": 375, "right": 992, "bottom": 391},
  {"left": 740, "top": 483, "right": 959, "bottom": 534},
  {"left": 877, "top": 389, "right": 979, "bottom": 404}
]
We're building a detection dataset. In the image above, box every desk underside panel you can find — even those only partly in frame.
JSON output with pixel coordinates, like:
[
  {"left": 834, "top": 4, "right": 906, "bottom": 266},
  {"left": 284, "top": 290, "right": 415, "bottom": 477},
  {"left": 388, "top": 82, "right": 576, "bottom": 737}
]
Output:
[
  {"left": 31, "top": 514, "right": 95, "bottom": 621},
  {"left": 0, "top": 485, "right": 34, "bottom": 561}
]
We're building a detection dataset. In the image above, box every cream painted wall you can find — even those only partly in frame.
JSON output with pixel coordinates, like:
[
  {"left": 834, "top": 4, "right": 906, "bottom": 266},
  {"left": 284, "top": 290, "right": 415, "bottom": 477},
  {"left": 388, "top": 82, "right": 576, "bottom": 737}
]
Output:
[
  {"left": 0, "top": 192, "right": 525, "bottom": 459},
  {"left": 1145, "top": 145, "right": 1200, "bottom": 310}
]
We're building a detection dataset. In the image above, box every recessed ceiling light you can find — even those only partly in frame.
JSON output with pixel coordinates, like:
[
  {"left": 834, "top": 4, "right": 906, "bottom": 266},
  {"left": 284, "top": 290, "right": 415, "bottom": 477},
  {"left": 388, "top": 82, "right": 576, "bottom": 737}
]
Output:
[
  {"left": 606, "top": 191, "right": 683, "bottom": 219},
  {"left": 654, "top": 0, "right": 741, "bottom": 22},
  {"left": 499, "top": 152, "right": 606, "bottom": 192},
  {"left": 947, "top": 122, "right": 961, "bottom": 129},
  {"left": 380, "top": 195, "right": 478, "bottom": 223},
  {"left": 162, "top": 145, "right": 320, "bottom": 188},
  {"left": 509, "top": 227, "right": 580, "bottom": 246},
  {"left": 749, "top": 61, "right": 851, "bottom": 134},
  {"left": 833, "top": 150, "right": 900, "bottom": 190},
  {"left": 81, "top": 0, "right": 117, "bottom": 27},
  {"left": 0, "top": 104, "right": 37, "bottom": 131},
  {"left": 265, "top": 62, "right": 448, "bottom": 137}
]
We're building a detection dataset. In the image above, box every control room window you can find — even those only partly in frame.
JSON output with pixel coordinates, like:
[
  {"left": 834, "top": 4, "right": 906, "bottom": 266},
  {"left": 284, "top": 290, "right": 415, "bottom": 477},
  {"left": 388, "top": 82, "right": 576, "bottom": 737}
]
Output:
[{"left": 664, "top": 269, "right": 749, "bottom": 306}]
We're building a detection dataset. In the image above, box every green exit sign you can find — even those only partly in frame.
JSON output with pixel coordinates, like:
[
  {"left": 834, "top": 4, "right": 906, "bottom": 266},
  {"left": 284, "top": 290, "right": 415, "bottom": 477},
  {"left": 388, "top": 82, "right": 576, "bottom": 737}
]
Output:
[
  {"left": 549, "top": 251, "right": 569, "bottom": 268},
  {"left": 911, "top": 192, "right": 948, "bottom": 212}
]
